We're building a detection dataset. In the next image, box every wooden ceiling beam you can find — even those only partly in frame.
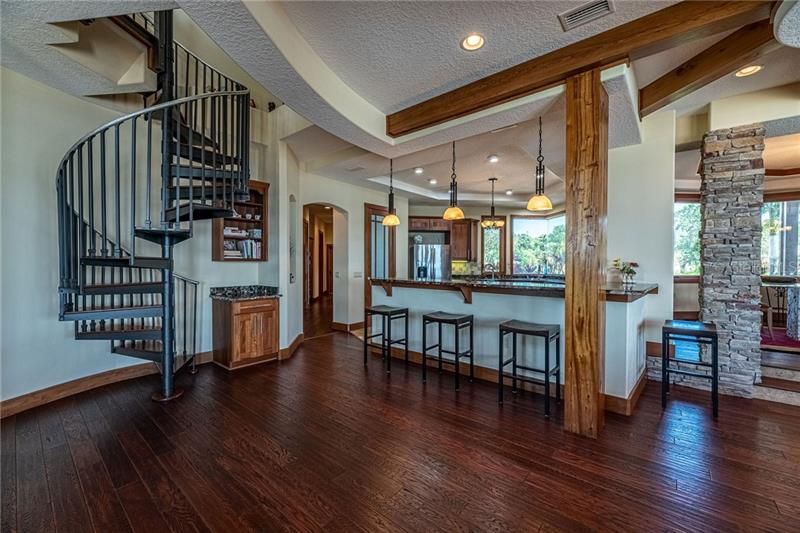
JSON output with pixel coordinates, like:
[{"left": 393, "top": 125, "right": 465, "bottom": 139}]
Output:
[
  {"left": 639, "top": 19, "right": 780, "bottom": 117},
  {"left": 385, "top": 1, "right": 772, "bottom": 138}
]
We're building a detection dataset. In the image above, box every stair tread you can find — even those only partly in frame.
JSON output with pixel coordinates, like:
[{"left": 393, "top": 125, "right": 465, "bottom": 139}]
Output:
[
  {"left": 76, "top": 326, "right": 162, "bottom": 340},
  {"left": 761, "top": 351, "right": 800, "bottom": 372},
  {"left": 760, "top": 376, "right": 800, "bottom": 393}
]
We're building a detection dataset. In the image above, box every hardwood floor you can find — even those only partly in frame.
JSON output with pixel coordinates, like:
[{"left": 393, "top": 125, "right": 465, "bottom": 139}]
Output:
[
  {"left": 303, "top": 293, "right": 333, "bottom": 340},
  {"left": 4, "top": 332, "right": 800, "bottom": 532}
]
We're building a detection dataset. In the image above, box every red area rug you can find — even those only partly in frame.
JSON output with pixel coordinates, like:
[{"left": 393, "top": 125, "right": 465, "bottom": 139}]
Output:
[{"left": 762, "top": 327, "right": 800, "bottom": 352}]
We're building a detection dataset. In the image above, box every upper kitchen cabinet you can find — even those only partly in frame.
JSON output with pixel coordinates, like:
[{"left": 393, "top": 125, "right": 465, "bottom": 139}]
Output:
[{"left": 450, "top": 219, "right": 478, "bottom": 261}]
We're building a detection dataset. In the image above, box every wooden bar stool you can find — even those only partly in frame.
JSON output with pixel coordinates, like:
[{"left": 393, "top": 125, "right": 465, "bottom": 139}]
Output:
[
  {"left": 661, "top": 320, "right": 719, "bottom": 417},
  {"left": 363, "top": 305, "right": 409, "bottom": 373},
  {"left": 498, "top": 320, "right": 560, "bottom": 417},
  {"left": 421, "top": 312, "right": 474, "bottom": 390}
]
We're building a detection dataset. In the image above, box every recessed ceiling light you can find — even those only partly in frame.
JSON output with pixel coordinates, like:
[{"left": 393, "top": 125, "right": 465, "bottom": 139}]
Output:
[
  {"left": 324, "top": 206, "right": 331, "bottom": 210},
  {"left": 505, "top": 189, "right": 513, "bottom": 196},
  {"left": 414, "top": 167, "right": 424, "bottom": 174},
  {"left": 487, "top": 154, "right": 499, "bottom": 163},
  {"left": 735, "top": 65, "right": 763, "bottom": 77},
  {"left": 428, "top": 178, "right": 438, "bottom": 185},
  {"left": 460, "top": 33, "right": 485, "bottom": 52}
]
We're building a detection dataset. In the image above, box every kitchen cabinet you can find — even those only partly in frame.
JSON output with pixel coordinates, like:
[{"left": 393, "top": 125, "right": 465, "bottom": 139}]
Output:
[
  {"left": 409, "top": 217, "right": 451, "bottom": 232},
  {"left": 450, "top": 219, "right": 478, "bottom": 261},
  {"left": 409, "top": 217, "right": 431, "bottom": 231},
  {"left": 212, "top": 297, "right": 280, "bottom": 369}
]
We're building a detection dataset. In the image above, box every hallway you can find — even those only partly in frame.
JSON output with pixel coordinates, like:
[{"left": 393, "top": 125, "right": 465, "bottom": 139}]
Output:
[{"left": 304, "top": 293, "right": 334, "bottom": 339}]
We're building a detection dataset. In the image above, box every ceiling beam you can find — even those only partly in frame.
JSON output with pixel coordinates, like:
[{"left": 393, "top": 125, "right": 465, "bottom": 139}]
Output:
[
  {"left": 639, "top": 20, "right": 780, "bottom": 117},
  {"left": 385, "top": 1, "right": 772, "bottom": 138}
]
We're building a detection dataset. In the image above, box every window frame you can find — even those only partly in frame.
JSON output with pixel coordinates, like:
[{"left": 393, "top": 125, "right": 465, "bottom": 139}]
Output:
[
  {"left": 480, "top": 215, "right": 507, "bottom": 275},
  {"left": 673, "top": 194, "right": 701, "bottom": 282},
  {"left": 510, "top": 212, "right": 566, "bottom": 276}
]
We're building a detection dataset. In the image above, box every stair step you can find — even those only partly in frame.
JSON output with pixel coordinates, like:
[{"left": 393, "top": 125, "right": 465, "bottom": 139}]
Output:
[
  {"left": 760, "top": 376, "right": 800, "bottom": 393},
  {"left": 761, "top": 350, "right": 800, "bottom": 372},
  {"left": 133, "top": 227, "right": 192, "bottom": 245},
  {"left": 63, "top": 305, "right": 163, "bottom": 322},
  {"left": 171, "top": 164, "right": 239, "bottom": 181},
  {"left": 81, "top": 282, "right": 164, "bottom": 296},
  {"left": 76, "top": 326, "right": 162, "bottom": 341},
  {"left": 81, "top": 255, "right": 171, "bottom": 269},
  {"left": 113, "top": 342, "right": 163, "bottom": 362},
  {"left": 177, "top": 143, "right": 241, "bottom": 168},
  {"left": 164, "top": 202, "right": 234, "bottom": 223}
]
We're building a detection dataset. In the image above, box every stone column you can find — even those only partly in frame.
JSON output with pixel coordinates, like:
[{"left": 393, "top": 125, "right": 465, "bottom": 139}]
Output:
[{"left": 699, "top": 124, "right": 765, "bottom": 397}]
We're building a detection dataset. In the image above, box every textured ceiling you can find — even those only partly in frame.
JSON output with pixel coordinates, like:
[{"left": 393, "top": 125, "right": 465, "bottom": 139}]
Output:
[
  {"left": 179, "top": 0, "right": 648, "bottom": 158},
  {"left": 281, "top": 0, "right": 680, "bottom": 113},
  {"left": 0, "top": 0, "right": 176, "bottom": 97},
  {"left": 287, "top": 103, "right": 569, "bottom": 208}
]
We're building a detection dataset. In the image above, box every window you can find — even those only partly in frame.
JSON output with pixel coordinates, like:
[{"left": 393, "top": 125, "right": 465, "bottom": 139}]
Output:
[
  {"left": 674, "top": 202, "right": 701, "bottom": 276},
  {"left": 511, "top": 214, "right": 566, "bottom": 275},
  {"left": 762, "top": 200, "right": 800, "bottom": 276},
  {"left": 480, "top": 216, "right": 506, "bottom": 274}
]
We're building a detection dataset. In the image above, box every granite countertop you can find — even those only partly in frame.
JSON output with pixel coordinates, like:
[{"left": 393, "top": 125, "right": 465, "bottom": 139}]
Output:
[
  {"left": 210, "top": 285, "right": 281, "bottom": 301},
  {"left": 370, "top": 278, "right": 658, "bottom": 303}
]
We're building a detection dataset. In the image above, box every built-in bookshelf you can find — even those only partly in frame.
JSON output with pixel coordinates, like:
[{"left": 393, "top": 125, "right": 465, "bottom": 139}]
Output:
[{"left": 212, "top": 181, "right": 269, "bottom": 262}]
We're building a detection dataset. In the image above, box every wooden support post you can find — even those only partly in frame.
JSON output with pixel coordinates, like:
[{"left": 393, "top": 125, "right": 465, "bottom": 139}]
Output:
[{"left": 564, "top": 69, "right": 608, "bottom": 438}]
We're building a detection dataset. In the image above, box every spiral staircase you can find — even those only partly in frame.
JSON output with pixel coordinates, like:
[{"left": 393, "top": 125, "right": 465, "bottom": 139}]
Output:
[{"left": 56, "top": 11, "right": 250, "bottom": 401}]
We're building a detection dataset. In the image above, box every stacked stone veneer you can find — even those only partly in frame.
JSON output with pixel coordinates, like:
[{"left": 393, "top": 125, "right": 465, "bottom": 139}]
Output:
[{"left": 648, "top": 124, "right": 765, "bottom": 397}]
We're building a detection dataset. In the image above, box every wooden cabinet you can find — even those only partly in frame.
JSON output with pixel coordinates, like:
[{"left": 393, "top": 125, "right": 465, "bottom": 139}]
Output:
[
  {"left": 212, "top": 297, "right": 280, "bottom": 369},
  {"left": 450, "top": 219, "right": 478, "bottom": 261},
  {"left": 409, "top": 217, "right": 451, "bottom": 232}
]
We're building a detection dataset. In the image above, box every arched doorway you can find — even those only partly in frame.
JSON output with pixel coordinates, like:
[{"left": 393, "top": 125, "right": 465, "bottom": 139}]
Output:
[{"left": 303, "top": 203, "right": 346, "bottom": 339}]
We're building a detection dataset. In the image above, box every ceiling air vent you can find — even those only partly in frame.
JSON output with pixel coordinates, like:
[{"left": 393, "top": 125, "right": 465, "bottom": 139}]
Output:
[
  {"left": 346, "top": 166, "right": 365, "bottom": 172},
  {"left": 558, "top": 0, "right": 615, "bottom": 32}
]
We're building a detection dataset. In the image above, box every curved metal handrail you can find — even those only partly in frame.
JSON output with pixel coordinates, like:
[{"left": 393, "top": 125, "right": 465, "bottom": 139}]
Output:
[{"left": 57, "top": 89, "right": 248, "bottom": 170}]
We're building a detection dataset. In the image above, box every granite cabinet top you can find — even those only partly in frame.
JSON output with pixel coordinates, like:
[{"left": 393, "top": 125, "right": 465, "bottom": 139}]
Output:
[{"left": 210, "top": 285, "right": 281, "bottom": 301}]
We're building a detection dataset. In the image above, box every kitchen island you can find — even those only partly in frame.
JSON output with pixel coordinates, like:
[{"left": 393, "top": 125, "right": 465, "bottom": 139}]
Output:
[{"left": 370, "top": 277, "right": 658, "bottom": 414}]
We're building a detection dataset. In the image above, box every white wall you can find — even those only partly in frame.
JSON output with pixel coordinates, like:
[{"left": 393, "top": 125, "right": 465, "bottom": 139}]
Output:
[
  {"left": 710, "top": 82, "right": 800, "bottom": 131},
  {"left": 300, "top": 171, "right": 408, "bottom": 326},
  {"left": 608, "top": 111, "right": 677, "bottom": 341}
]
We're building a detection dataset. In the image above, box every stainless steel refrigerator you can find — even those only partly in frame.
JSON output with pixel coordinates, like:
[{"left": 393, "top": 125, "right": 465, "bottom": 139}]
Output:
[{"left": 410, "top": 244, "right": 451, "bottom": 280}]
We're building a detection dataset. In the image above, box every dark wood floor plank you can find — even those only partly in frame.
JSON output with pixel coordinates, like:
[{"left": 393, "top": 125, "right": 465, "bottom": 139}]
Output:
[
  {"left": 115, "top": 480, "right": 172, "bottom": 533},
  {"left": 5, "top": 332, "right": 800, "bottom": 532},
  {"left": 37, "top": 404, "right": 92, "bottom": 533},
  {"left": 57, "top": 399, "right": 133, "bottom": 533},
  {"left": 14, "top": 410, "right": 55, "bottom": 533},
  {"left": 1, "top": 418, "right": 18, "bottom": 533}
]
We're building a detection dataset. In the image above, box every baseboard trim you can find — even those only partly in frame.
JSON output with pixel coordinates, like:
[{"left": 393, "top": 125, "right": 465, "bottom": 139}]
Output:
[
  {"left": 369, "top": 344, "right": 645, "bottom": 416},
  {"left": 0, "top": 351, "right": 213, "bottom": 419},
  {"left": 280, "top": 333, "right": 304, "bottom": 360},
  {"left": 604, "top": 370, "right": 648, "bottom": 416},
  {"left": 332, "top": 321, "right": 364, "bottom": 332}
]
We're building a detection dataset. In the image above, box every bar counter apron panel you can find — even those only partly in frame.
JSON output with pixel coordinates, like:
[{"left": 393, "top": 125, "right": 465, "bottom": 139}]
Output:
[{"left": 370, "top": 285, "right": 649, "bottom": 401}]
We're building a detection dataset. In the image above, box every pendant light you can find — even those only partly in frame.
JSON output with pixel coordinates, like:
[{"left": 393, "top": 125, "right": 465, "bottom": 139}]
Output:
[
  {"left": 527, "top": 116, "right": 553, "bottom": 211},
  {"left": 382, "top": 158, "right": 400, "bottom": 226},
  {"left": 480, "top": 177, "right": 505, "bottom": 229},
  {"left": 442, "top": 141, "right": 465, "bottom": 220}
]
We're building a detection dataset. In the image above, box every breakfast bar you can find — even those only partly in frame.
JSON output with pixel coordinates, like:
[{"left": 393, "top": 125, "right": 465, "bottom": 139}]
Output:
[{"left": 370, "top": 277, "right": 658, "bottom": 410}]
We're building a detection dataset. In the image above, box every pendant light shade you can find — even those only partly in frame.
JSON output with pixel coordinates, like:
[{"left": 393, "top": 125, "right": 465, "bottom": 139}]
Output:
[
  {"left": 382, "top": 159, "right": 400, "bottom": 226},
  {"left": 443, "top": 141, "right": 465, "bottom": 220},
  {"left": 527, "top": 116, "right": 552, "bottom": 212},
  {"left": 481, "top": 177, "right": 505, "bottom": 228}
]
